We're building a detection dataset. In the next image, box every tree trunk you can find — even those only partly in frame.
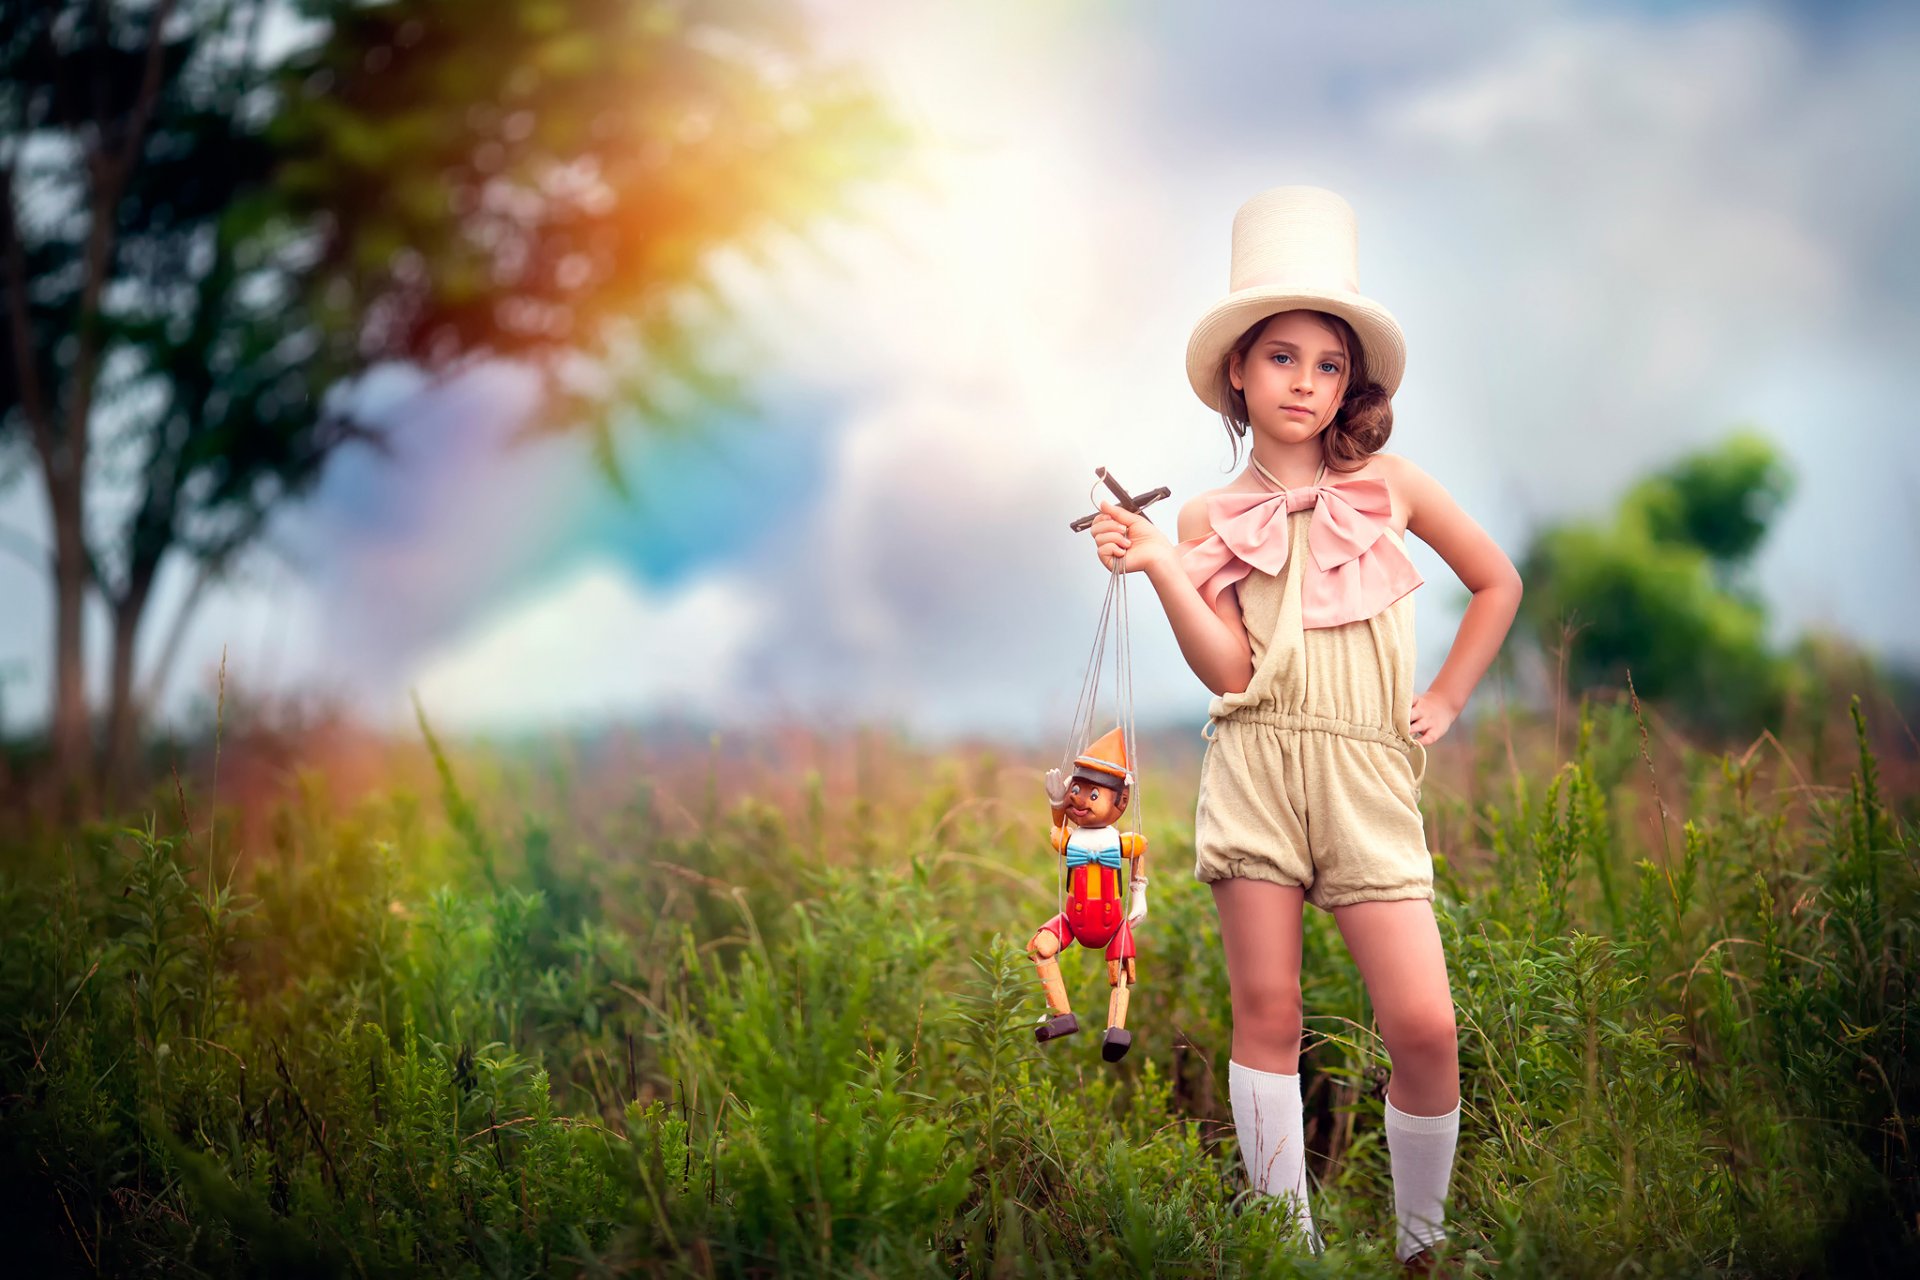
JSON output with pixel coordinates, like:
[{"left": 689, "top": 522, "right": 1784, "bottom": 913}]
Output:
[
  {"left": 100, "top": 564, "right": 157, "bottom": 812},
  {"left": 4, "top": 164, "right": 90, "bottom": 810},
  {"left": 49, "top": 0, "right": 176, "bottom": 814},
  {"left": 46, "top": 468, "right": 91, "bottom": 812}
]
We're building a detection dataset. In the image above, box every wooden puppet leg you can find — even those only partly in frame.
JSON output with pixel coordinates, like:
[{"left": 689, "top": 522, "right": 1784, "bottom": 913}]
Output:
[
  {"left": 1106, "top": 957, "right": 1137, "bottom": 1028},
  {"left": 1027, "top": 926, "right": 1073, "bottom": 1016},
  {"left": 1029, "top": 925, "right": 1081, "bottom": 1042},
  {"left": 1102, "top": 957, "right": 1137, "bottom": 1062}
]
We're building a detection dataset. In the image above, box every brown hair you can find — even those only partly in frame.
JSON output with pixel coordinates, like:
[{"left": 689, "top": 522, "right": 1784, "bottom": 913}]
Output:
[{"left": 1214, "top": 310, "right": 1393, "bottom": 471}]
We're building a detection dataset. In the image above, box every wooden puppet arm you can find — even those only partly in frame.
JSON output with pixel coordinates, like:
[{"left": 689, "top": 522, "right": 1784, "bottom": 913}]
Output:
[{"left": 1121, "top": 832, "right": 1150, "bottom": 926}]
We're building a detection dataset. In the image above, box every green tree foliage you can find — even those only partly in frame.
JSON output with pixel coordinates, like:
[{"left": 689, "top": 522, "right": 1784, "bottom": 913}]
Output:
[
  {"left": 274, "top": 0, "right": 909, "bottom": 485},
  {"left": 1621, "top": 430, "right": 1794, "bottom": 573},
  {"left": 1519, "top": 431, "right": 1801, "bottom": 736}
]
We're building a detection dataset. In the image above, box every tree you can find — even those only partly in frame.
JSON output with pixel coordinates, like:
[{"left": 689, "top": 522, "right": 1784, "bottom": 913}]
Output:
[
  {"left": 1618, "top": 428, "right": 1794, "bottom": 592},
  {"left": 1, "top": 0, "right": 907, "bottom": 807},
  {"left": 2, "top": 0, "right": 183, "bottom": 802},
  {"left": 1518, "top": 430, "right": 1802, "bottom": 736}
]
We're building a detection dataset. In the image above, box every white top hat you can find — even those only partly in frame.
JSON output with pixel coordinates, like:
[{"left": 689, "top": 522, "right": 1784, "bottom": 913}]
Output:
[{"left": 1185, "top": 186, "right": 1406, "bottom": 411}]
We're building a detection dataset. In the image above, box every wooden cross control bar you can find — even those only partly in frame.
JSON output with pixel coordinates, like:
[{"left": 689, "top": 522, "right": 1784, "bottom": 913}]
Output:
[{"left": 1069, "top": 467, "right": 1171, "bottom": 532}]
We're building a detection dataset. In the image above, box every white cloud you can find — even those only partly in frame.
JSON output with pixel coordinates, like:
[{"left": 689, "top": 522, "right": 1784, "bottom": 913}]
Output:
[
  {"left": 408, "top": 562, "right": 764, "bottom": 731},
  {"left": 722, "top": 391, "right": 1156, "bottom": 738}
]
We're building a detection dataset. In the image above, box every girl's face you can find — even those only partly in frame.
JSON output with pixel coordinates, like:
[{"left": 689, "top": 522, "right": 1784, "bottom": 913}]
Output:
[{"left": 1228, "top": 310, "right": 1351, "bottom": 447}]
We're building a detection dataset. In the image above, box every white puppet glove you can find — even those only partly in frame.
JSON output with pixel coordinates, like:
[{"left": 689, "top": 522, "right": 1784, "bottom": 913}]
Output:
[
  {"left": 1044, "top": 767, "right": 1068, "bottom": 807},
  {"left": 1127, "top": 876, "right": 1149, "bottom": 925}
]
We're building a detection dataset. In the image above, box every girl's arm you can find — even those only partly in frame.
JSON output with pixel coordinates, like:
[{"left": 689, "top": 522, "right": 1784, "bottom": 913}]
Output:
[
  {"left": 1091, "top": 498, "right": 1254, "bottom": 696},
  {"left": 1393, "top": 457, "right": 1523, "bottom": 743}
]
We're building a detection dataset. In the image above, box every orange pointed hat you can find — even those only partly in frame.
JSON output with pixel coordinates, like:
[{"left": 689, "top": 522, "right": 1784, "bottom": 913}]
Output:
[{"left": 1072, "top": 726, "right": 1133, "bottom": 789}]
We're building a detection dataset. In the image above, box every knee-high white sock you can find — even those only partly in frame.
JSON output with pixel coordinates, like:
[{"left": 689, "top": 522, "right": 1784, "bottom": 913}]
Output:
[
  {"left": 1228, "top": 1060, "right": 1318, "bottom": 1248},
  {"left": 1384, "top": 1093, "right": 1459, "bottom": 1261}
]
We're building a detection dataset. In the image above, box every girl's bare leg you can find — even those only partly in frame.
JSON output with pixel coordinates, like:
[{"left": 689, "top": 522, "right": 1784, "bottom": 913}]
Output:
[
  {"left": 1213, "top": 878, "right": 1319, "bottom": 1246},
  {"left": 1210, "top": 879, "right": 1308, "bottom": 1072},
  {"left": 1330, "top": 898, "right": 1460, "bottom": 1114},
  {"left": 1333, "top": 897, "right": 1461, "bottom": 1260}
]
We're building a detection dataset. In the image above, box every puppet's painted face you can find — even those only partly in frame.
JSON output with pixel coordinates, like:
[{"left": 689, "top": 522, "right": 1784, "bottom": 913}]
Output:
[
  {"left": 1228, "top": 310, "right": 1351, "bottom": 446},
  {"left": 1065, "top": 774, "right": 1129, "bottom": 827}
]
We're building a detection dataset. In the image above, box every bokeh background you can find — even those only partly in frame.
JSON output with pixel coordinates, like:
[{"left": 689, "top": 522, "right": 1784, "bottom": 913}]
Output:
[
  {"left": 4, "top": 4, "right": 1919, "bottom": 1276},
  {"left": 4, "top": 0, "right": 1916, "bottom": 773}
]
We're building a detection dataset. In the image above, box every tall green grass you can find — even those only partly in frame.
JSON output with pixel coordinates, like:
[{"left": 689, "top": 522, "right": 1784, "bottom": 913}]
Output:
[{"left": 1, "top": 692, "right": 1913, "bottom": 1276}]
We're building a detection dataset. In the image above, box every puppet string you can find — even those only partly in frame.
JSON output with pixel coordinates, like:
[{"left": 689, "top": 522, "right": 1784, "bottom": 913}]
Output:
[
  {"left": 1064, "top": 567, "right": 1117, "bottom": 771},
  {"left": 1059, "top": 562, "right": 1123, "bottom": 917},
  {"left": 1119, "top": 559, "right": 1143, "bottom": 848}
]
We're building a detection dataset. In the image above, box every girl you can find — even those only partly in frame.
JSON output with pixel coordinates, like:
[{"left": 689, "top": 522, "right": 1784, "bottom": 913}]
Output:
[{"left": 1088, "top": 187, "right": 1522, "bottom": 1269}]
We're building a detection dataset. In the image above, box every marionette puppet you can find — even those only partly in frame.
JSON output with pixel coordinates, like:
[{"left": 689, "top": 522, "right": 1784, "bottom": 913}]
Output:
[
  {"left": 1027, "top": 468, "right": 1168, "bottom": 1064},
  {"left": 1030, "top": 727, "right": 1148, "bottom": 1061}
]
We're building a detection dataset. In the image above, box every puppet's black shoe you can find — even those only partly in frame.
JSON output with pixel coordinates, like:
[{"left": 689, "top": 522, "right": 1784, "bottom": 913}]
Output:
[
  {"left": 1101, "top": 1027, "right": 1132, "bottom": 1061},
  {"left": 1035, "top": 1013, "right": 1079, "bottom": 1042}
]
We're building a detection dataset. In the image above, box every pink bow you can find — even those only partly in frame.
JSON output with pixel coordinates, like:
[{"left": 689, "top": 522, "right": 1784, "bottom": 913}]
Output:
[{"left": 1176, "top": 475, "right": 1423, "bottom": 629}]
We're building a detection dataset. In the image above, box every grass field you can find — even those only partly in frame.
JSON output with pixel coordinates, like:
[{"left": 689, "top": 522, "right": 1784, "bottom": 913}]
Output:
[{"left": 1, "top": 687, "right": 1915, "bottom": 1277}]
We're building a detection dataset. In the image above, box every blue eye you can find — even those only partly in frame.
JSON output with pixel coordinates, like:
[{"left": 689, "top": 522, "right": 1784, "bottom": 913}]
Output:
[{"left": 1272, "top": 352, "right": 1341, "bottom": 374}]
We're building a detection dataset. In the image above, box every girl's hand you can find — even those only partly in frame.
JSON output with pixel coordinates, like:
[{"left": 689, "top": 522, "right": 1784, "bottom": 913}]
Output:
[
  {"left": 1090, "top": 501, "right": 1172, "bottom": 574},
  {"left": 1409, "top": 690, "right": 1458, "bottom": 745}
]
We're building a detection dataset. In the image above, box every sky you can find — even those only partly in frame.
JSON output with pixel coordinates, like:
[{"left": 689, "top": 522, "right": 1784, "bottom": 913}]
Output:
[{"left": 2, "top": 0, "right": 1917, "bottom": 745}]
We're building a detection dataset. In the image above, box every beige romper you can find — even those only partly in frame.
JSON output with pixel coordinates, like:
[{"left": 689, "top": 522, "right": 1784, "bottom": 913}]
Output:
[{"left": 1191, "top": 471, "right": 1433, "bottom": 910}]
